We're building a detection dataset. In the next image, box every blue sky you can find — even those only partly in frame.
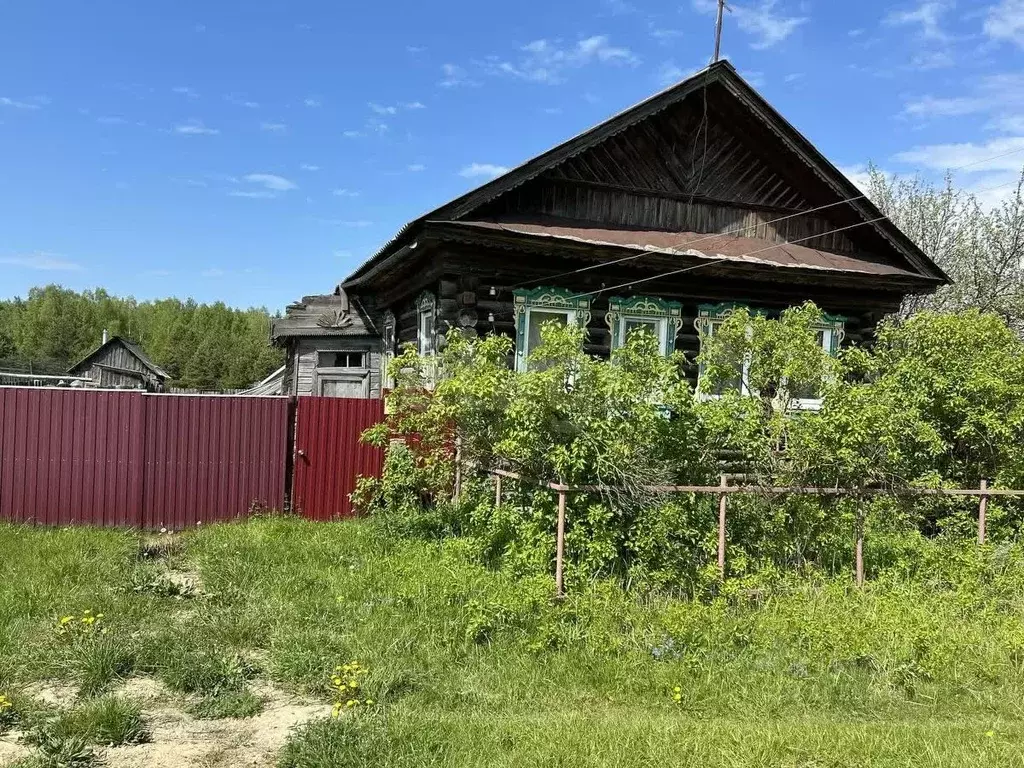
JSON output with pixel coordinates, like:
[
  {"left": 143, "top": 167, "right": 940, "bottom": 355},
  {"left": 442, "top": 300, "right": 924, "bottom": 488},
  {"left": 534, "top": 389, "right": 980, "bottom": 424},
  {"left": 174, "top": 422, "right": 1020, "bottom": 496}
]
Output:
[{"left": 2, "top": 0, "right": 1023, "bottom": 311}]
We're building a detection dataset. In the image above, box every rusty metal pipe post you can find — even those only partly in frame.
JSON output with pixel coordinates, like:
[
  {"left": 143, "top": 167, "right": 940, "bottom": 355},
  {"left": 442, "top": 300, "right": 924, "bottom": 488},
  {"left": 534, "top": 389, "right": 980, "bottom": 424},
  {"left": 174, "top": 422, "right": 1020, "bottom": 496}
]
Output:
[
  {"left": 717, "top": 474, "right": 727, "bottom": 580},
  {"left": 555, "top": 488, "right": 567, "bottom": 599},
  {"left": 978, "top": 478, "right": 989, "bottom": 545}
]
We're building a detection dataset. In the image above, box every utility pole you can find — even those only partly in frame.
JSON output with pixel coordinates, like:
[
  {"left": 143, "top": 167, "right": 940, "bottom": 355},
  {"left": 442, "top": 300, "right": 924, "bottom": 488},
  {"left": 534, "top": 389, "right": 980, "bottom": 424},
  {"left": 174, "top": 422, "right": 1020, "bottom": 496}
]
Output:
[{"left": 713, "top": 0, "right": 727, "bottom": 62}]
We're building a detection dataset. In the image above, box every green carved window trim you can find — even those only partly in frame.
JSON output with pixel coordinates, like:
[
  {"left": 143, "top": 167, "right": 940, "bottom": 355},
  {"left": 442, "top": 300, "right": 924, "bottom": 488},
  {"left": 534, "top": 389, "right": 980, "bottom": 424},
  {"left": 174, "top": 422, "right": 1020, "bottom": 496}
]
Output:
[
  {"left": 605, "top": 296, "right": 683, "bottom": 355},
  {"left": 512, "top": 287, "right": 592, "bottom": 373},
  {"left": 694, "top": 302, "right": 848, "bottom": 401}
]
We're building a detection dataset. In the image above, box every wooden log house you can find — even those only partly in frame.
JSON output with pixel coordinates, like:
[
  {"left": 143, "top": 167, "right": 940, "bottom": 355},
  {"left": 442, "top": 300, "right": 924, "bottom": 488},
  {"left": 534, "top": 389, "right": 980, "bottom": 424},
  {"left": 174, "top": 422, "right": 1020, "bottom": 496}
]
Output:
[{"left": 272, "top": 61, "right": 948, "bottom": 401}]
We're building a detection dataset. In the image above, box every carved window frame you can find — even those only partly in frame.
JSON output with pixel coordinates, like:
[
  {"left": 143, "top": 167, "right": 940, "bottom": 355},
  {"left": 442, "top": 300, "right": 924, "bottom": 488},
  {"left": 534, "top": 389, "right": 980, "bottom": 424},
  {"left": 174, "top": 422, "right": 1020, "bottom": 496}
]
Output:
[
  {"left": 605, "top": 296, "right": 683, "bottom": 356},
  {"left": 512, "top": 287, "right": 591, "bottom": 373},
  {"left": 382, "top": 310, "right": 396, "bottom": 390},
  {"left": 695, "top": 302, "right": 846, "bottom": 406},
  {"left": 416, "top": 292, "right": 437, "bottom": 357}
]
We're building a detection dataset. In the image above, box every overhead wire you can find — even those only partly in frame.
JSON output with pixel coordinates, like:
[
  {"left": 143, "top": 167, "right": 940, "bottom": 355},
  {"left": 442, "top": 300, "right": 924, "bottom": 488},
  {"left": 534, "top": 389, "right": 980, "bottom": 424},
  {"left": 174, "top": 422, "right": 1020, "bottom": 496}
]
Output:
[{"left": 564, "top": 174, "right": 1024, "bottom": 301}]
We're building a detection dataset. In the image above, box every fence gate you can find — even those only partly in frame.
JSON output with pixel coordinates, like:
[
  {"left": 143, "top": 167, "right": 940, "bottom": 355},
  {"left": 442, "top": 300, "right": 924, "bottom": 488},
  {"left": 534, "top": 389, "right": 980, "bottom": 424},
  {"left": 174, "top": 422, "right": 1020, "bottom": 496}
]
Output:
[{"left": 291, "top": 396, "right": 384, "bottom": 520}]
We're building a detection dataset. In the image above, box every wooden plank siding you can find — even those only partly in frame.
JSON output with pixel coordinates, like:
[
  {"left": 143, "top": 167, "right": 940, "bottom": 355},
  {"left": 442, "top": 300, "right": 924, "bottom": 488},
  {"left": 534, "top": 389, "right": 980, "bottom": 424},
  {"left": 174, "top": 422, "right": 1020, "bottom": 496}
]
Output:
[{"left": 285, "top": 338, "right": 382, "bottom": 398}]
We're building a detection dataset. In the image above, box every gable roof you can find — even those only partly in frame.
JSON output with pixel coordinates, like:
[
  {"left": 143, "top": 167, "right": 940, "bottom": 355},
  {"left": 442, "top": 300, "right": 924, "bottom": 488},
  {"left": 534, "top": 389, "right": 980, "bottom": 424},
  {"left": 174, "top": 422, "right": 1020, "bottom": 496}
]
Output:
[
  {"left": 342, "top": 60, "right": 948, "bottom": 289},
  {"left": 68, "top": 336, "right": 170, "bottom": 380}
]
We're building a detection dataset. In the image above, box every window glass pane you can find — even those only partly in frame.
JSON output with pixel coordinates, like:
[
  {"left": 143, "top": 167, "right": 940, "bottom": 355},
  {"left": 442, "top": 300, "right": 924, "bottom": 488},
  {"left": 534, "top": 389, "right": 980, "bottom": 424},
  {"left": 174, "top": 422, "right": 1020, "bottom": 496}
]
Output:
[
  {"left": 318, "top": 351, "right": 365, "bottom": 368},
  {"left": 419, "top": 311, "right": 435, "bottom": 355},
  {"left": 705, "top": 321, "right": 742, "bottom": 394},
  {"left": 623, "top": 318, "right": 658, "bottom": 342},
  {"left": 527, "top": 310, "right": 568, "bottom": 355}
]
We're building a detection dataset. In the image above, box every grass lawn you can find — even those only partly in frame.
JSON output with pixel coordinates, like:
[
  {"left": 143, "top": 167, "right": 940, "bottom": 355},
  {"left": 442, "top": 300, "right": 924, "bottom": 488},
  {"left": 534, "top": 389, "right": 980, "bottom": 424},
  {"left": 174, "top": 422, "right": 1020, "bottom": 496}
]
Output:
[{"left": 2, "top": 517, "right": 1024, "bottom": 767}]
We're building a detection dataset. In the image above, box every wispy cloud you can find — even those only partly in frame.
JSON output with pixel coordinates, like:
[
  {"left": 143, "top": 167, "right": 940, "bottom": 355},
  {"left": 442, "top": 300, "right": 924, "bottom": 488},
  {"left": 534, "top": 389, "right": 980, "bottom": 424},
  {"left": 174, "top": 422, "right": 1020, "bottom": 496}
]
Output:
[
  {"left": 839, "top": 164, "right": 875, "bottom": 194},
  {"left": 487, "top": 35, "right": 638, "bottom": 84},
  {"left": 407, "top": 45, "right": 427, "bottom": 54},
  {"left": 407, "top": 163, "right": 426, "bottom": 172},
  {"left": 172, "top": 86, "right": 200, "bottom": 100},
  {"left": 893, "top": 137, "right": 1024, "bottom": 173},
  {"left": 369, "top": 103, "right": 398, "bottom": 115},
  {"left": 304, "top": 97, "right": 322, "bottom": 107},
  {"left": 0, "top": 252, "right": 83, "bottom": 271},
  {"left": 229, "top": 190, "right": 277, "bottom": 199},
  {"left": 884, "top": 1, "right": 951, "bottom": 40},
  {"left": 439, "top": 63, "right": 477, "bottom": 88},
  {"left": 201, "top": 267, "right": 226, "bottom": 277},
  {"left": 342, "top": 129, "right": 364, "bottom": 138},
  {"left": 300, "top": 163, "right": 321, "bottom": 171},
  {"left": 657, "top": 60, "right": 697, "bottom": 86},
  {"left": 693, "top": 0, "right": 807, "bottom": 49},
  {"left": 226, "top": 94, "right": 260, "bottom": 108},
  {"left": 332, "top": 188, "right": 360, "bottom": 197},
  {"left": 244, "top": 173, "right": 297, "bottom": 191},
  {"left": 404, "top": 101, "right": 426, "bottom": 110},
  {"left": 96, "top": 115, "right": 128, "bottom": 125},
  {"left": 174, "top": 119, "right": 219, "bottom": 135},
  {"left": 0, "top": 96, "right": 47, "bottom": 110},
  {"left": 902, "top": 73, "right": 1024, "bottom": 121},
  {"left": 985, "top": 0, "right": 1024, "bottom": 48},
  {"left": 459, "top": 162, "right": 510, "bottom": 179},
  {"left": 260, "top": 121, "right": 288, "bottom": 133}
]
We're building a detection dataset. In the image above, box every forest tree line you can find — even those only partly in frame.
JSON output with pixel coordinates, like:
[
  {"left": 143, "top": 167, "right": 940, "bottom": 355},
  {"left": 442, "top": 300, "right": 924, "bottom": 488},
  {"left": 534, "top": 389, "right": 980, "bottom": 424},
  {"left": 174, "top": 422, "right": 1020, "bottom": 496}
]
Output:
[{"left": 0, "top": 286, "right": 283, "bottom": 391}]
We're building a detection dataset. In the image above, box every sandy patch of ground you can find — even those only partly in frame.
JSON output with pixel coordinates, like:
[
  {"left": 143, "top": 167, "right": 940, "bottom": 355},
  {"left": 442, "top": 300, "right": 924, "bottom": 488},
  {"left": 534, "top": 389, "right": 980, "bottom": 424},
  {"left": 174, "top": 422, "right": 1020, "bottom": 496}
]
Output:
[
  {"left": 0, "top": 735, "right": 31, "bottom": 767},
  {"left": 104, "top": 681, "right": 329, "bottom": 768}
]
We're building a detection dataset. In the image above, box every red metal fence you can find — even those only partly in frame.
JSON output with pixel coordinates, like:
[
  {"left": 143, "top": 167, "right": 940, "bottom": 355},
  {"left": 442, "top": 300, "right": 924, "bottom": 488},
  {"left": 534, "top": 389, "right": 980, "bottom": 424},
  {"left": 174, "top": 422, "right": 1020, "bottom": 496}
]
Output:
[
  {"left": 0, "top": 388, "right": 297, "bottom": 528},
  {"left": 292, "top": 396, "right": 385, "bottom": 520}
]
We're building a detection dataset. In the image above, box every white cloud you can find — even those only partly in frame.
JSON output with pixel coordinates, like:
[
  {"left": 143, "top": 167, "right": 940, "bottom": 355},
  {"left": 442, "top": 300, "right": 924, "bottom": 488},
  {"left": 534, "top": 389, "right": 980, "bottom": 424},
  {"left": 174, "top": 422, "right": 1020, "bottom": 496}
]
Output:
[
  {"left": 226, "top": 94, "right": 260, "bottom": 108},
  {"left": 491, "top": 35, "right": 639, "bottom": 84},
  {"left": 784, "top": 72, "right": 805, "bottom": 83},
  {"left": 244, "top": 173, "right": 297, "bottom": 191},
  {"left": 304, "top": 97, "right": 322, "bottom": 107},
  {"left": 650, "top": 27, "right": 685, "bottom": 44},
  {"left": 992, "top": 115, "right": 1024, "bottom": 133},
  {"left": 172, "top": 86, "right": 200, "bottom": 99},
  {"left": 342, "top": 129, "right": 364, "bottom": 138},
  {"left": 692, "top": 0, "right": 807, "bottom": 49},
  {"left": 407, "top": 163, "right": 426, "bottom": 172},
  {"left": 1, "top": 252, "right": 83, "bottom": 271},
  {"left": 0, "top": 96, "right": 45, "bottom": 110},
  {"left": 407, "top": 45, "right": 427, "bottom": 54},
  {"left": 984, "top": 0, "right": 1024, "bottom": 47},
  {"left": 909, "top": 50, "right": 954, "bottom": 70},
  {"left": 439, "top": 63, "right": 475, "bottom": 88},
  {"left": 332, "top": 188, "right": 360, "bottom": 197},
  {"left": 404, "top": 101, "right": 426, "bottom": 110},
  {"left": 229, "top": 190, "right": 277, "bottom": 199},
  {"left": 300, "top": 163, "right": 320, "bottom": 171},
  {"left": 657, "top": 61, "right": 694, "bottom": 86},
  {"left": 174, "top": 120, "right": 219, "bottom": 135},
  {"left": 201, "top": 268, "right": 226, "bottom": 277},
  {"left": 884, "top": 2, "right": 950, "bottom": 40},
  {"left": 893, "top": 137, "right": 1024, "bottom": 174},
  {"left": 260, "top": 121, "right": 287, "bottom": 133},
  {"left": 903, "top": 73, "right": 1024, "bottom": 121},
  {"left": 839, "top": 164, "right": 875, "bottom": 194},
  {"left": 369, "top": 103, "right": 398, "bottom": 115},
  {"left": 460, "top": 162, "right": 510, "bottom": 179}
]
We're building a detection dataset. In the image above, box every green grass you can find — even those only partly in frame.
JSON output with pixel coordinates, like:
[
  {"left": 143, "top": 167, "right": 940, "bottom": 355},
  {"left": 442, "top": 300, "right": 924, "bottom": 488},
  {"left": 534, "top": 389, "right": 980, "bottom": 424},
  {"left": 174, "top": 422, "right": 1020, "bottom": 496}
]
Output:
[
  {"left": 188, "top": 688, "right": 265, "bottom": 719},
  {"left": 32, "top": 695, "right": 149, "bottom": 747},
  {"left": 4, "top": 518, "right": 1024, "bottom": 766}
]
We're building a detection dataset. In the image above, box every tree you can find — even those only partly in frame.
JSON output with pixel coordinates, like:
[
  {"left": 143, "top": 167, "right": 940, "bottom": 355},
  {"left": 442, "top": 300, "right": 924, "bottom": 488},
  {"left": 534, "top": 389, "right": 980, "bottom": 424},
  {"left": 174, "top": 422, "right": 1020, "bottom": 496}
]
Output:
[{"left": 865, "top": 165, "right": 1024, "bottom": 330}]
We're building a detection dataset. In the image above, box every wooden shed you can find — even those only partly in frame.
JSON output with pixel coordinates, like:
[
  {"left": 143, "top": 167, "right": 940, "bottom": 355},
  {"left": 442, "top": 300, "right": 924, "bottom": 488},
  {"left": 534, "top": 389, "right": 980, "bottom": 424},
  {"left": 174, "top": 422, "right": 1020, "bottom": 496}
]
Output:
[{"left": 67, "top": 335, "right": 170, "bottom": 391}]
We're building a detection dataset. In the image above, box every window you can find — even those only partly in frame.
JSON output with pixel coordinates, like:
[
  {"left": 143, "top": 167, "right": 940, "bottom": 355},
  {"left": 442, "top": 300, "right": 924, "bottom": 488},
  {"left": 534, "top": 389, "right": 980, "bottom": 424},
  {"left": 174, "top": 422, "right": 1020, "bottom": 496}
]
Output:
[
  {"left": 694, "top": 303, "right": 845, "bottom": 406},
  {"left": 606, "top": 296, "right": 683, "bottom": 356},
  {"left": 318, "top": 374, "right": 369, "bottom": 398},
  {"left": 382, "top": 310, "right": 396, "bottom": 390},
  {"left": 512, "top": 288, "right": 592, "bottom": 373},
  {"left": 417, "top": 292, "right": 437, "bottom": 356},
  {"left": 317, "top": 351, "right": 365, "bottom": 368}
]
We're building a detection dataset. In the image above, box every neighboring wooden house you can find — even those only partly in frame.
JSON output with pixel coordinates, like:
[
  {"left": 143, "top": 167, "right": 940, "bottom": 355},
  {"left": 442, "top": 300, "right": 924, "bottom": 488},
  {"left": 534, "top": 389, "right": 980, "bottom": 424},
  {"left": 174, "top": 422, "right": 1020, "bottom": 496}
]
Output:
[
  {"left": 68, "top": 334, "right": 169, "bottom": 391},
  {"left": 274, "top": 61, "right": 948, "bottom": 402},
  {"left": 271, "top": 292, "right": 383, "bottom": 398}
]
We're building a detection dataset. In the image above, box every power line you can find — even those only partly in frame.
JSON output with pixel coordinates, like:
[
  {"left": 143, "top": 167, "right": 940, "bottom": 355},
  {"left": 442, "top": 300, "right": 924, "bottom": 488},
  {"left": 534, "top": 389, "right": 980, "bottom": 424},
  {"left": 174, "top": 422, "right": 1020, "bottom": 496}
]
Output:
[
  {"left": 564, "top": 175, "right": 1023, "bottom": 301},
  {"left": 507, "top": 142, "right": 1024, "bottom": 291}
]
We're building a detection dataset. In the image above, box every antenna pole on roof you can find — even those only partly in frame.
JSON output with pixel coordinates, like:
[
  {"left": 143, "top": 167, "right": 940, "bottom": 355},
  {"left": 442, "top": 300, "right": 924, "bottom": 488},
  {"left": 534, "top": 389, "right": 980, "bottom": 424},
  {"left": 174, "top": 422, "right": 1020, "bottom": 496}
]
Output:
[{"left": 713, "top": 0, "right": 727, "bottom": 62}]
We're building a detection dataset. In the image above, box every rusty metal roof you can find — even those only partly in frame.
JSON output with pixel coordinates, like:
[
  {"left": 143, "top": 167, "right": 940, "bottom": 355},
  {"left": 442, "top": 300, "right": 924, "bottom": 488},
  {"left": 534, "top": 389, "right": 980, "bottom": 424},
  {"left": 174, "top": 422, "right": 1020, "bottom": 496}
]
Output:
[{"left": 440, "top": 220, "right": 920, "bottom": 278}]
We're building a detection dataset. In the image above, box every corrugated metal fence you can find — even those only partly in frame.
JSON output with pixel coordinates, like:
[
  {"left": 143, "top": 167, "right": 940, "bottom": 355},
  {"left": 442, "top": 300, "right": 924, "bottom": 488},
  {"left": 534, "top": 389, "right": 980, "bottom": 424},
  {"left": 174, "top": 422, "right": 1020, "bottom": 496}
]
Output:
[{"left": 0, "top": 388, "right": 382, "bottom": 528}]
